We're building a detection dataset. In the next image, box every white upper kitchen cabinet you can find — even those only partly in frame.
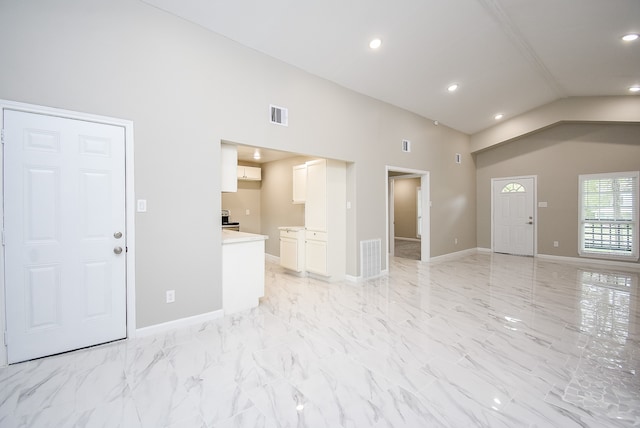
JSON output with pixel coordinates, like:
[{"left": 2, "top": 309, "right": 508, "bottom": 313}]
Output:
[
  {"left": 237, "top": 165, "right": 261, "bottom": 181},
  {"left": 305, "top": 160, "right": 327, "bottom": 231},
  {"left": 292, "top": 163, "right": 306, "bottom": 204},
  {"left": 221, "top": 143, "right": 238, "bottom": 192}
]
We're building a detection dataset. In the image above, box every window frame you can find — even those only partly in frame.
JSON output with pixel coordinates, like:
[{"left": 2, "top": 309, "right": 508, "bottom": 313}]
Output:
[{"left": 578, "top": 171, "right": 639, "bottom": 261}]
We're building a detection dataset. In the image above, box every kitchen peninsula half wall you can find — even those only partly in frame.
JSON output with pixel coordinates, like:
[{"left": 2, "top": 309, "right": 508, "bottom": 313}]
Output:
[{"left": 221, "top": 230, "right": 268, "bottom": 315}]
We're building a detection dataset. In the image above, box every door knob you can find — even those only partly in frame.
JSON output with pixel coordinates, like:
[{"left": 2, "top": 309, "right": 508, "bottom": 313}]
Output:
[
  {"left": 114, "top": 231, "right": 123, "bottom": 239},
  {"left": 114, "top": 246, "right": 123, "bottom": 255}
]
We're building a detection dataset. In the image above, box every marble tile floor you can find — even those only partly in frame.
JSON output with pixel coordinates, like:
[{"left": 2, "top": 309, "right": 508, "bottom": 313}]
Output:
[{"left": 1, "top": 252, "right": 639, "bottom": 427}]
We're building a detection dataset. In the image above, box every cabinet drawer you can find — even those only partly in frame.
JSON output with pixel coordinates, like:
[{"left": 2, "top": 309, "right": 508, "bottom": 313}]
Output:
[
  {"left": 280, "top": 229, "right": 301, "bottom": 238},
  {"left": 305, "top": 230, "right": 327, "bottom": 241}
]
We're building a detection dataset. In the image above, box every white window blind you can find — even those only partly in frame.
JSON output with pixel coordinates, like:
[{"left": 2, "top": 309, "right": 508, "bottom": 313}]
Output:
[{"left": 579, "top": 171, "right": 639, "bottom": 260}]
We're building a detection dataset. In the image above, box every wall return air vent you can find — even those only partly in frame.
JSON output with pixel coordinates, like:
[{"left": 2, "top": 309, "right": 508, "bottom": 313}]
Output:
[{"left": 270, "top": 104, "right": 288, "bottom": 127}]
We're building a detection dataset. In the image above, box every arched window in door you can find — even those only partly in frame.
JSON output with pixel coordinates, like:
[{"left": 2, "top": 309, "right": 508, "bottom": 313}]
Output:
[{"left": 501, "top": 182, "right": 526, "bottom": 193}]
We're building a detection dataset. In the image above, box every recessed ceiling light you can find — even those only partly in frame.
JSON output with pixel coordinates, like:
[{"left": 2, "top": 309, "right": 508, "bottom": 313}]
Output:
[
  {"left": 494, "top": 113, "right": 504, "bottom": 120},
  {"left": 369, "top": 38, "right": 382, "bottom": 49},
  {"left": 253, "top": 149, "right": 261, "bottom": 160},
  {"left": 630, "top": 86, "right": 640, "bottom": 93},
  {"left": 622, "top": 33, "right": 639, "bottom": 42},
  {"left": 447, "top": 83, "right": 459, "bottom": 92}
]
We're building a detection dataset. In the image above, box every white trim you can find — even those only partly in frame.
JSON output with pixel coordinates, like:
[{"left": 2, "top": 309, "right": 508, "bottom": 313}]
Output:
[
  {"left": 490, "top": 175, "right": 538, "bottom": 256},
  {"left": 388, "top": 177, "right": 395, "bottom": 257},
  {"left": 265, "top": 253, "right": 279, "bottom": 264},
  {"left": 394, "top": 237, "right": 421, "bottom": 242},
  {"left": 136, "top": 310, "right": 224, "bottom": 337},
  {"left": 0, "top": 99, "right": 136, "bottom": 366},
  {"left": 577, "top": 171, "right": 639, "bottom": 261},
  {"left": 428, "top": 248, "right": 479, "bottom": 262},
  {"left": 385, "top": 166, "right": 430, "bottom": 272},
  {"left": 536, "top": 253, "right": 640, "bottom": 272}
]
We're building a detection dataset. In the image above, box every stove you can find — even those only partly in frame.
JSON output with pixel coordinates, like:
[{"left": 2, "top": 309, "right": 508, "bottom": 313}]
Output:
[{"left": 221, "top": 210, "right": 240, "bottom": 230}]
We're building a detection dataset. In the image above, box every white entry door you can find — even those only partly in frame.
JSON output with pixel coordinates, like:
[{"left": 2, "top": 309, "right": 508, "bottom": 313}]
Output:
[
  {"left": 492, "top": 177, "right": 535, "bottom": 256},
  {"left": 4, "top": 109, "right": 127, "bottom": 363}
]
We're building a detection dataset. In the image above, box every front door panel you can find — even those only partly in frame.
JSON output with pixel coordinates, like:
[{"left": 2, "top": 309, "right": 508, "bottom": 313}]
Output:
[{"left": 493, "top": 177, "right": 535, "bottom": 256}]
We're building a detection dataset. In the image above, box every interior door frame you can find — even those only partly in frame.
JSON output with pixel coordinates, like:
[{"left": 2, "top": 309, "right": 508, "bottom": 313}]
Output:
[
  {"left": 386, "top": 166, "right": 430, "bottom": 265},
  {"left": 491, "top": 175, "right": 537, "bottom": 256},
  {"left": 0, "top": 99, "right": 137, "bottom": 367}
]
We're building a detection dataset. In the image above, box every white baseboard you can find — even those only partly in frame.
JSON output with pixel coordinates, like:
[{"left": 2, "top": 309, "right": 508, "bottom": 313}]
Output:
[
  {"left": 265, "top": 253, "right": 279, "bottom": 264},
  {"left": 394, "top": 237, "right": 421, "bottom": 242},
  {"left": 463, "top": 248, "right": 639, "bottom": 271},
  {"left": 536, "top": 253, "right": 640, "bottom": 271},
  {"left": 135, "top": 309, "right": 224, "bottom": 337},
  {"left": 428, "top": 248, "right": 479, "bottom": 262}
]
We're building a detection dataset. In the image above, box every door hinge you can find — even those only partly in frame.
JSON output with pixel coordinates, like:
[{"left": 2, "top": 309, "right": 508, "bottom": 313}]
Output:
[
  {"left": 1, "top": 128, "right": 4, "bottom": 144},
  {"left": 1, "top": 230, "right": 4, "bottom": 246},
  {"left": 3, "top": 331, "right": 7, "bottom": 346}
]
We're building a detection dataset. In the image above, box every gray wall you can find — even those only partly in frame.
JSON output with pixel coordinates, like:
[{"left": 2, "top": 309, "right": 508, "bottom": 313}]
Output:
[
  {"left": 0, "top": 0, "right": 476, "bottom": 328},
  {"left": 476, "top": 123, "right": 640, "bottom": 264},
  {"left": 261, "top": 156, "right": 312, "bottom": 256},
  {"left": 394, "top": 178, "right": 421, "bottom": 239},
  {"left": 221, "top": 179, "right": 262, "bottom": 234}
]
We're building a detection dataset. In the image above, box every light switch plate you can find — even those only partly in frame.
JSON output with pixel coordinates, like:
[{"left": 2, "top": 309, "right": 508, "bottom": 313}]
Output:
[{"left": 137, "top": 199, "right": 147, "bottom": 212}]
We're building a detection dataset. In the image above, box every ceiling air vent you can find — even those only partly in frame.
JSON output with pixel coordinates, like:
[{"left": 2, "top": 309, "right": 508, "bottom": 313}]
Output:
[
  {"left": 270, "top": 104, "right": 288, "bottom": 127},
  {"left": 401, "top": 139, "right": 411, "bottom": 153}
]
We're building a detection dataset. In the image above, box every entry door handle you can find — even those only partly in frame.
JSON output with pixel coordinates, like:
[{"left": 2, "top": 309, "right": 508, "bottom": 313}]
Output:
[{"left": 114, "top": 246, "right": 123, "bottom": 255}]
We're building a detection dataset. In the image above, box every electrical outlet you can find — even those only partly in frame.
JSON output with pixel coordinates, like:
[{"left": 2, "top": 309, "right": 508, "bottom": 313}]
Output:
[
  {"left": 166, "top": 290, "right": 175, "bottom": 303},
  {"left": 454, "top": 238, "right": 458, "bottom": 245},
  {"left": 246, "top": 209, "right": 250, "bottom": 215},
  {"left": 553, "top": 241, "right": 559, "bottom": 247}
]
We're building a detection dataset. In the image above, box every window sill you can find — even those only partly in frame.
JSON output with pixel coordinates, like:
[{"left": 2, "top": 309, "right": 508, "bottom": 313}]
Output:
[{"left": 579, "top": 251, "right": 639, "bottom": 262}]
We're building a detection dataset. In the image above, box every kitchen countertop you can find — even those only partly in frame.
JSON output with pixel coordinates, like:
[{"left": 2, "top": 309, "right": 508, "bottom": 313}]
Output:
[
  {"left": 278, "top": 226, "right": 305, "bottom": 231},
  {"left": 222, "top": 229, "right": 269, "bottom": 244}
]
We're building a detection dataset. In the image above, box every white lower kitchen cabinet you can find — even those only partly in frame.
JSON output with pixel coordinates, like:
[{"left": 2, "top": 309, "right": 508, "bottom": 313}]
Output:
[
  {"left": 279, "top": 227, "right": 305, "bottom": 272},
  {"left": 304, "top": 230, "right": 328, "bottom": 276}
]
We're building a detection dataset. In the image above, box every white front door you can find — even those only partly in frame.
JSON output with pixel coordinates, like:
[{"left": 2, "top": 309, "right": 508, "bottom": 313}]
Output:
[
  {"left": 4, "top": 109, "right": 127, "bottom": 363},
  {"left": 492, "top": 177, "right": 535, "bottom": 256}
]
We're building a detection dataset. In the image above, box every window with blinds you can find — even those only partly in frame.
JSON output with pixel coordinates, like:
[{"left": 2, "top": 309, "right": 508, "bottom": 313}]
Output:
[{"left": 579, "top": 171, "right": 639, "bottom": 260}]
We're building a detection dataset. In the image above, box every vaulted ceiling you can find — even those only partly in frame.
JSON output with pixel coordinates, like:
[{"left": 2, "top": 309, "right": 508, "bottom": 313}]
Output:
[{"left": 142, "top": 0, "right": 640, "bottom": 135}]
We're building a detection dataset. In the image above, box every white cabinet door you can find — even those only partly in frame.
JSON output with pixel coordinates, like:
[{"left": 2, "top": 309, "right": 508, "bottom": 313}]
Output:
[
  {"left": 305, "top": 238, "right": 327, "bottom": 275},
  {"left": 237, "top": 166, "right": 261, "bottom": 181},
  {"left": 4, "top": 110, "right": 127, "bottom": 363},
  {"left": 292, "top": 164, "right": 306, "bottom": 204},
  {"left": 305, "top": 160, "right": 327, "bottom": 231},
  {"left": 280, "top": 237, "right": 299, "bottom": 271},
  {"left": 244, "top": 166, "right": 261, "bottom": 180},
  {"left": 221, "top": 144, "right": 238, "bottom": 192}
]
